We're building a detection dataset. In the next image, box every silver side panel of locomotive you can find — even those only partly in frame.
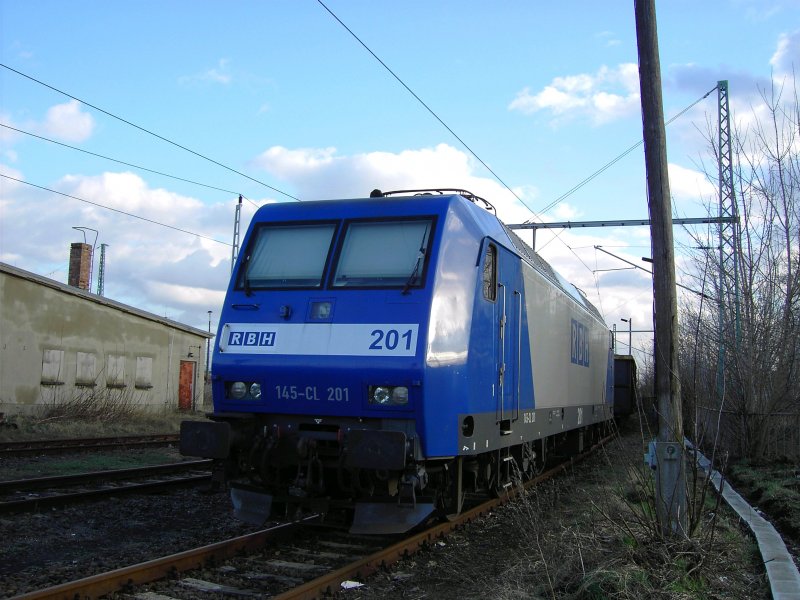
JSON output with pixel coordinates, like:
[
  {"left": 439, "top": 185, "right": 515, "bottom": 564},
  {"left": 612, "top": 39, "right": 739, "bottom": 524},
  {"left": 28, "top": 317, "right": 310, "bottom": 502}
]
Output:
[{"left": 522, "top": 260, "right": 610, "bottom": 410}]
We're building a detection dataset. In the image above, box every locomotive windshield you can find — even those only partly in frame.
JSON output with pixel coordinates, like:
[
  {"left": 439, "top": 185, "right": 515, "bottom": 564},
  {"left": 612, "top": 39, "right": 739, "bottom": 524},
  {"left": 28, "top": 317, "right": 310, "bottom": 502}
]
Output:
[
  {"left": 237, "top": 222, "right": 336, "bottom": 290},
  {"left": 332, "top": 218, "right": 434, "bottom": 289}
]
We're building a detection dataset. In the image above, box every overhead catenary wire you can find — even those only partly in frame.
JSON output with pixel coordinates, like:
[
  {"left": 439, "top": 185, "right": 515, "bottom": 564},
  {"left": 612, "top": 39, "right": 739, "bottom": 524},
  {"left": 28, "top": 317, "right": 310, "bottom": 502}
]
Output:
[
  {"left": 0, "top": 62, "right": 299, "bottom": 202},
  {"left": 530, "top": 84, "right": 718, "bottom": 221},
  {"left": 315, "top": 0, "right": 541, "bottom": 222},
  {"left": 0, "top": 122, "right": 261, "bottom": 207},
  {"left": 593, "top": 244, "right": 712, "bottom": 300},
  {"left": 315, "top": 0, "right": 620, "bottom": 309},
  {"left": 2, "top": 46, "right": 713, "bottom": 327},
  {"left": 534, "top": 84, "right": 717, "bottom": 296},
  {"left": 0, "top": 173, "right": 232, "bottom": 246},
  {"left": 315, "top": 0, "right": 719, "bottom": 326}
]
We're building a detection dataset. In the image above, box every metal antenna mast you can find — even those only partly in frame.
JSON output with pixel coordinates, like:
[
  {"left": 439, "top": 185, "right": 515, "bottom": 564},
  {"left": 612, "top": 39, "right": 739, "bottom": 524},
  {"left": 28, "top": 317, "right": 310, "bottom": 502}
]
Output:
[
  {"left": 96, "top": 243, "right": 109, "bottom": 296},
  {"left": 716, "top": 80, "right": 741, "bottom": 397},
  {"left": 231, "top": 194, "right": 242, "bottom": 272}
]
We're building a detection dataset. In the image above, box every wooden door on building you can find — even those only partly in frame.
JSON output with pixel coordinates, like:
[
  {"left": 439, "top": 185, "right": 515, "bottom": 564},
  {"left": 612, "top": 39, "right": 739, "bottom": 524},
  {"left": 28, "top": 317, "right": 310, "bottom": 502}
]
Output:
[{"left": 178, "top": 360, "right": 195, "bottom": 410}]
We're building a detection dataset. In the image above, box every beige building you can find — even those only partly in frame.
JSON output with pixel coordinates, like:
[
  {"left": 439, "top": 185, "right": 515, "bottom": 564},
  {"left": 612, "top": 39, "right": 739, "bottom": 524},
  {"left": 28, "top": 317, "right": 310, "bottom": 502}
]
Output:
[{"left": 0, "top": 262, "right": 212, "bottom": 416}]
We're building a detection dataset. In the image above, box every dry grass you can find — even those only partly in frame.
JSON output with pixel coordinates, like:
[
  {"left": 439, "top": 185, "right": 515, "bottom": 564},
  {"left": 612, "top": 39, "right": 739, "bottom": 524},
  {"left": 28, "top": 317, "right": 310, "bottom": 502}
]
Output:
[
  {"left": 0, "top": 389, "right": 206, "bottom": 442},
  {"left": 486, "top": 428, "right": 769, "bottom": 599}
]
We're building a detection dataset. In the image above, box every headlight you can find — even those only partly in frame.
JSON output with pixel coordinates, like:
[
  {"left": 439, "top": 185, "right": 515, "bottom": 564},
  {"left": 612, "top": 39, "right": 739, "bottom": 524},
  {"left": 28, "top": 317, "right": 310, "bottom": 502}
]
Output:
[
  {"left": 250, "top": 383, "right": 262, "bottom": 400},
  {"left": 372, "top": 386, "right": 391, "bottom": 405},
  {"left": 391, "top": 386, "right": 409, "bottom": 404},
  {"left": 229, "top": 381, "right": 247, "bottom": 399},
  {"left": 369, "top": 385, "right": 409, "bottom": 406}
]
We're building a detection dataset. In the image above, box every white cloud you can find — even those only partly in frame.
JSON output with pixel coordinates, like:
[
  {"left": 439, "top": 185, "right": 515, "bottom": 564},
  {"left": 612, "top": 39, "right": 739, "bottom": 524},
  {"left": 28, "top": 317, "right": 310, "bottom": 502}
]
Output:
[
  {"left": 253, "top": 143, "right": 537, "bottom": 225},
  {"left": 40, "top": 100, "right": 95, "bottom": 142},
  {"left": 667, "top": 163, "right": 716, "bottom": 202},
  {"left": 0, "top": 164, "right": 25, "bottom": 193},
  {"left": 595, "top": 31, "right": 621, "bottom": 48},
  {"left": 0, "top": 112, "right": 22, "bottom": 142},
  {"left": 255, "top": 146, "right": 338, "bottom": 180},
  {"left": 552, "top": 202, "right": 583, "bottom": 221},
  {"left": 770, "top": 30, "right": 800, "bottom": 76},
  {"left": 0, "top": 169, "right": 238, "bottom": 327},
  {"left": 251, "top": 142, "right": 656, "bottom": 337},
  {"left": 1, "top": 144, "right": 656, "bottom": 335},
  {"left": 2, "top": 101, "right": 95, "bottom": 145},
  {"left": 179, "top": 59, "right": 233, "bottom": 85},
  {"left": 147, "top": 280, "right": 227, "bottom": 309},
  {"left": 735, "top": 0, "right": 789, "bottom": 23},
  {"left": 508, "top": 64, "right": 640, "bottom": 125}
]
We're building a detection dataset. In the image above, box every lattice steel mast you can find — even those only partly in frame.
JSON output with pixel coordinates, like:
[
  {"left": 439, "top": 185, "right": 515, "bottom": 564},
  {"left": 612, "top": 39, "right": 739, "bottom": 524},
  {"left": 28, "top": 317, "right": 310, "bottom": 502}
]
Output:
[
  {"left": 716, "top": 80, "right": 741, "bottom": 397},
  {"left": 96, "top": 243, "right": 108, "bottom": 296},
  {"left": 231, "top": 194, "right": 242, "bottom": 272}
]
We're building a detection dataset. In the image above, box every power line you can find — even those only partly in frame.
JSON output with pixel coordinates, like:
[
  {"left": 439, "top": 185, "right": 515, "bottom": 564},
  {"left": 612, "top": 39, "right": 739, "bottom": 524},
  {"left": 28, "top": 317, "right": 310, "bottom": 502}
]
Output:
[
  {"left": 1, "top": 122, "right": 242, "bottom": 197},
  {"left": 530, "top": 86, "right": 717, "bottom": 258},
  {"left": 315, "top": 0, "right": 541, "bottom": 221},
  {"left": 0, "top": 62, "right": 300, "bottom": 202},
  {"left": 315, "top": 0, "right": 716, "bottom": 313},
  {"left": 531, "top": 84, "right": 718, "bottom": 221},
  {"left": 0, "top": 173, "right": 232, "bottom": 246},
  {"left": 1, "top": 122, "right": 261, "bottom": 210}
]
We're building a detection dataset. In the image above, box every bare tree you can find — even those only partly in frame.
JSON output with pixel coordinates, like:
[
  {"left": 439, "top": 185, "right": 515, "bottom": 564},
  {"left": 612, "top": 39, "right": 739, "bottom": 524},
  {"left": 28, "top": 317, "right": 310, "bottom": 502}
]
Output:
[{"left": 683, "top": 75, "right": 800, "bottom": 461}]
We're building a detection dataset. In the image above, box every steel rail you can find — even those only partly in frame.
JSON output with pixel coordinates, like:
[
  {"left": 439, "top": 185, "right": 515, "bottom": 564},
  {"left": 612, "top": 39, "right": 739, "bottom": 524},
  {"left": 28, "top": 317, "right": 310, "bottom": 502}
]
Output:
[
  {"left": 272, "top": 434, "right": 614, "bottom": 599},
  {"left": 0, "top": 473, "right": 211, "bottom": 515},
  {"left": 10, "top": 520, "right": 314, "bottom": 600},
  {"left": 0, "top": 459, "right": 211, "bottom": 494},
  {"left": 10, "top": 434, "right": 614, "bottom": 600},
  {"left": 0, "top": 434, "right": 180, "bottom": 457}
]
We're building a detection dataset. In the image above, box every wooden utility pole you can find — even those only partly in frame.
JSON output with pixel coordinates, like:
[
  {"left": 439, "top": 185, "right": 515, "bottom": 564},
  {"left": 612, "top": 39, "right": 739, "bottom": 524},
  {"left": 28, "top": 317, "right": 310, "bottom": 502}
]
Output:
[{"left": 634, "top": 0, "right": 687, "bottom": 537}]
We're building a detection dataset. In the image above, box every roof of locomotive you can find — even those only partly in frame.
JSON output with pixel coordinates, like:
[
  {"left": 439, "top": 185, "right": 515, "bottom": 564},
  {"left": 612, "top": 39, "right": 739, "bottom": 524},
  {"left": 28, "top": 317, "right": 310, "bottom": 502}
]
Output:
[
  {"left": 500, "top": 222, "right": 604, "bottom": 323},
  {"left": 249, "top": 192, "right": 605, "bottom": 324}
]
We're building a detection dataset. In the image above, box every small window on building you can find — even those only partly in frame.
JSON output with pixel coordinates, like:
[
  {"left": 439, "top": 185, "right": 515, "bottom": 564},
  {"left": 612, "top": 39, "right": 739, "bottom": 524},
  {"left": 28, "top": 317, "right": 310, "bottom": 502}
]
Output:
[
  {"left": 483, "top": 243, "right": 497, "bottom": 301},
  {"left": 76, "top": 352, "right": 97, "bottom": 386},
  {"left": 135, "top": 357, "right": 154, "bottom": 389},
  {"left": 41, "top": 349, "right": 65, "bottom": 385},
  {"left": 106, "top": 354, "right": 126, "bottom": 388}
]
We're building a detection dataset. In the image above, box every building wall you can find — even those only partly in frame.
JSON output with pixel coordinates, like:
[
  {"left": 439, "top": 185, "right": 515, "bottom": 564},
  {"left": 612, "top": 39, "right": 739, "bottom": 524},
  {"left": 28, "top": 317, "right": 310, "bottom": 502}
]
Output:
[{"left": 0, "top": 264, "right": 210, "bottom": 416}]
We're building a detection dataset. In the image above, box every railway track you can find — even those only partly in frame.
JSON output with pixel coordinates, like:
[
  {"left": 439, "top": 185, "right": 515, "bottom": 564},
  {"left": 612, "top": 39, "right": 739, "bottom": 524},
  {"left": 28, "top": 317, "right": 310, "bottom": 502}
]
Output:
[
  {"left": 0, "top": 460, "right": 212, "bottom": 514},
  {"left": 0, "top": 434, "right": 180, "bottom": 457},
  {"left": 10, "top": 435, "right": 612, "bottom": 600}
]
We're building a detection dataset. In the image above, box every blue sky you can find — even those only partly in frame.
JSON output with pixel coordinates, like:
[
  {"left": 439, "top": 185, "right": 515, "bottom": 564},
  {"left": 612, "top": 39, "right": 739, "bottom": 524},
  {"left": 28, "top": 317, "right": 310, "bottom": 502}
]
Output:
[{"left": 2, "top": 1, "right": 798, "bottom": 359}]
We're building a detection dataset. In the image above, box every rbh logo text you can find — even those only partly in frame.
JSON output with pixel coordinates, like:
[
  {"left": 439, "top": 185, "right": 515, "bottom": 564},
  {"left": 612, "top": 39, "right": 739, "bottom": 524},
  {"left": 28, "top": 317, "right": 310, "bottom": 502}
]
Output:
[
  {"left": 228, "top": 331, "right": 276, "bottom": 347},
  {"left": 570, "top": 319, "right": 590, "bottom": 367}
]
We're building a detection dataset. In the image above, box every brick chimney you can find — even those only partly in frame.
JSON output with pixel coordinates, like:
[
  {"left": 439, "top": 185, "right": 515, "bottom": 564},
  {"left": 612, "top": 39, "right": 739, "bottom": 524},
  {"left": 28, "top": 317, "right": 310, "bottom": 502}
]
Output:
[{"left": 68, "top": 243, "right": 92, "bottom": 290}]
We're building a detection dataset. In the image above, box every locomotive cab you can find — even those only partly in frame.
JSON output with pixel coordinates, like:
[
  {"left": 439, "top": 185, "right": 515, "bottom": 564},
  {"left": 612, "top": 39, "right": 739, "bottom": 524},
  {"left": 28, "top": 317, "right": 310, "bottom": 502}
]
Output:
[
  {"left": 181, "top": 189, "right": 614, "bottom": 534},
  {"left": 182, "top": 192, "right": 452, "bottom": 532}
]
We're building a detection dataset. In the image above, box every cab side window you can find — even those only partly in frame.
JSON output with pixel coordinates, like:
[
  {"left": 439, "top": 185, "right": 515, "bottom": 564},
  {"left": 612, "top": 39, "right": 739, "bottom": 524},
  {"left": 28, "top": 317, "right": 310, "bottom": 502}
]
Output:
[{"left": 483, "top": 243, "right": 497, "bottom": 301}]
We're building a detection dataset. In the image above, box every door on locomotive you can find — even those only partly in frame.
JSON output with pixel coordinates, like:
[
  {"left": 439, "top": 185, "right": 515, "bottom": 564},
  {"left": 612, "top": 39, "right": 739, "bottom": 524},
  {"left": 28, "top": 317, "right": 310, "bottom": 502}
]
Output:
[{"left": 495, "top": 244, "right": 522, "bottom": 434}]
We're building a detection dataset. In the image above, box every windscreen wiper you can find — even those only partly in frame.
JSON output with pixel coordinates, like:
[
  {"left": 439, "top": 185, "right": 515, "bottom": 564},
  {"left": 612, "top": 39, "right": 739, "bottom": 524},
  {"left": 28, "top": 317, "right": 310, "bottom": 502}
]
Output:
[
  {"left": 402, "top": 225, "right": 429, "bottom": 295},
  {"left": 240, "top": 254, "right": 253, "bottom": 296}
]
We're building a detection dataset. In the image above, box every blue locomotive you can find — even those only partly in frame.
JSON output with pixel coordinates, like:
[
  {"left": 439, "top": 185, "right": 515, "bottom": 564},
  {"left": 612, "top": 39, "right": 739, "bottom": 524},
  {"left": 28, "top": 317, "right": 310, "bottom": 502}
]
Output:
[{"left": 181, "top": 189, "right": 614, "bottom": 533}]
